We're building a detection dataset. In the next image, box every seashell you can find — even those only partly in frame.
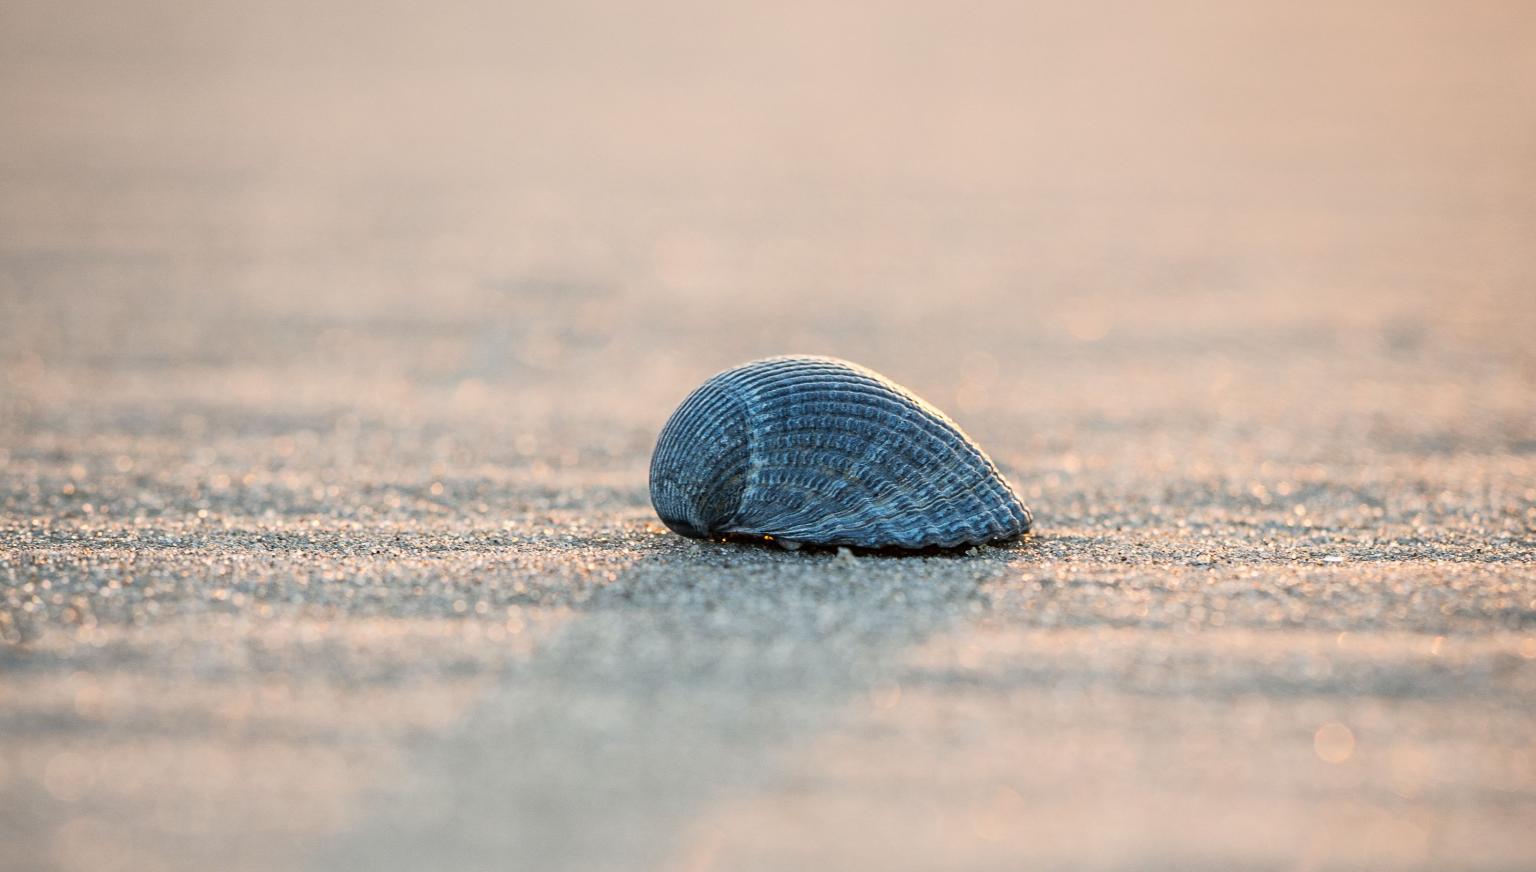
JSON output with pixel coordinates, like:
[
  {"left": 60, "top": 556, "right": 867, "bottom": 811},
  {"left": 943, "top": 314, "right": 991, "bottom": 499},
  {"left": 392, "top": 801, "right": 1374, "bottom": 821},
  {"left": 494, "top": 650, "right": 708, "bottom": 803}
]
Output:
[{"left": 649, "top": 355, "right": 1032, "bottom": 550}]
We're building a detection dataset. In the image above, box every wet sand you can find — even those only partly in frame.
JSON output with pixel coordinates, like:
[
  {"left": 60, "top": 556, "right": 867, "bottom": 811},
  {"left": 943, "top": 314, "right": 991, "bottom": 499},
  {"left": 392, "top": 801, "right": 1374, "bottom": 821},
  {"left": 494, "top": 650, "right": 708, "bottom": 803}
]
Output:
[{"left": 2, "top": 2, "right": 1535, "bottom": 869}]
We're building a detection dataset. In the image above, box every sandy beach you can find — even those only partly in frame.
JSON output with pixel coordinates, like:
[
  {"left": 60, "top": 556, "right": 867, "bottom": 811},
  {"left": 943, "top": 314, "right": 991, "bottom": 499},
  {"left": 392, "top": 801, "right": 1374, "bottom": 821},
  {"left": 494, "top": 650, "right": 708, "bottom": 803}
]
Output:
[{"left": 3, "top": 2, "right": 1535, "bottom": 869}]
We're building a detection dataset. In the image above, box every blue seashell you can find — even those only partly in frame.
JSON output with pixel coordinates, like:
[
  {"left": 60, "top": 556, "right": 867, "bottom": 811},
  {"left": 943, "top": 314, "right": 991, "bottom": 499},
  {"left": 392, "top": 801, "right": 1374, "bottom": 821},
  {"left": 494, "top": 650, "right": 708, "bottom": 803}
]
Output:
[{"left": 649, "top": 355, "right": 1032, "bottom": 549}]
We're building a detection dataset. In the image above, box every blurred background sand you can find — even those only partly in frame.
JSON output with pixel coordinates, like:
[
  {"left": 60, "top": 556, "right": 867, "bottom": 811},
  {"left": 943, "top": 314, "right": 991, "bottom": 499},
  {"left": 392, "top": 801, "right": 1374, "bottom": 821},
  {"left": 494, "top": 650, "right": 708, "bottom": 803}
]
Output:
[{"left": 2, "top": 2, "right": 1535, "bottom": 870}]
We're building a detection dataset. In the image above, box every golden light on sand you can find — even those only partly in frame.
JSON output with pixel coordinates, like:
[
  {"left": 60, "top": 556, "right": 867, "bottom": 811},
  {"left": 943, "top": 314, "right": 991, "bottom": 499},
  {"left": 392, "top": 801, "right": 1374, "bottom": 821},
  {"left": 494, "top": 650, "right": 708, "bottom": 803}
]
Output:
[
  {"left": 1314, "top": 722, "right": 1356, "bottom": 764},
  {"left": 971, "top": 786, "right": 1027, "bottom": 843},
  {"left": 43, "top": 751, "right": 95, "bottom": 802},
  {"left": 1389, "top": 745, "right": 1433, "bottom": 799},
  {"left": 868, "top": 680, "right": 903, "bottom": 711}
]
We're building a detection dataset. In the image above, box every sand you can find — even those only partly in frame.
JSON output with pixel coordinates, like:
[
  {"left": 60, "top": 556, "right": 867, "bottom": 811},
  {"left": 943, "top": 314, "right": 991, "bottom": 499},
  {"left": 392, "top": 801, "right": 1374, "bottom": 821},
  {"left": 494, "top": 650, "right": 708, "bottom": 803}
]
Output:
[{"left": 2, "top": 2, "right": 1535, "bottom": 869}]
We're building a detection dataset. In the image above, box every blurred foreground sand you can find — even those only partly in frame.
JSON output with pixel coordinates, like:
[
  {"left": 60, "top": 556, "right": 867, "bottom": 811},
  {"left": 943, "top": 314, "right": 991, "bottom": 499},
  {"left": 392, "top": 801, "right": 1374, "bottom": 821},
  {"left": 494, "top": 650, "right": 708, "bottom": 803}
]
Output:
[{"left": 2, "top": 2, "right": 1535, "bottom": 869}]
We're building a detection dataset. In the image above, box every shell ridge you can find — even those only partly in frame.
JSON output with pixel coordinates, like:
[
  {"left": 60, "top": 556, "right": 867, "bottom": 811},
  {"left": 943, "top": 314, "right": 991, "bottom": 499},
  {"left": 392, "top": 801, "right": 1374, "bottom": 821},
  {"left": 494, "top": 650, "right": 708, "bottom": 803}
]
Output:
[
  {"left": 738, "top": 359, "right": 1027, "bottom": 543},
  {"left": 781, "top": 388, "right": 1019, "bottom": 535},
  {"left": 649, "top": 372, "right": 753, "bottom": 536},
  {"left": 740, "top": 425, "right": 1011, "bottom": 545},
  {"left": 650, "top": 355, "right": 1031, "bottom": 548}
]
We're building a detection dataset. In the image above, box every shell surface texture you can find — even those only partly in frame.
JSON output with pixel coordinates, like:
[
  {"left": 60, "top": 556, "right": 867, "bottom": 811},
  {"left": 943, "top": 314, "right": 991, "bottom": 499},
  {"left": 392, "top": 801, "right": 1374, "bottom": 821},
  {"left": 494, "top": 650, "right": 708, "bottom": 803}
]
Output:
[{"left": 649, "top": 355, "right": 1032, "bottom": 550}]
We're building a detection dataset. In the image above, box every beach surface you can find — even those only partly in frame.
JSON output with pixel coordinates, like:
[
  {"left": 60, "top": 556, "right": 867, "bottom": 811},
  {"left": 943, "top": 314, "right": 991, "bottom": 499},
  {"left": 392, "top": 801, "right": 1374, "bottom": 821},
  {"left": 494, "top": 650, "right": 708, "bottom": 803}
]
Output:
[{"left": 3, "top": 2, "right": 1535, "bottom": 869}]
